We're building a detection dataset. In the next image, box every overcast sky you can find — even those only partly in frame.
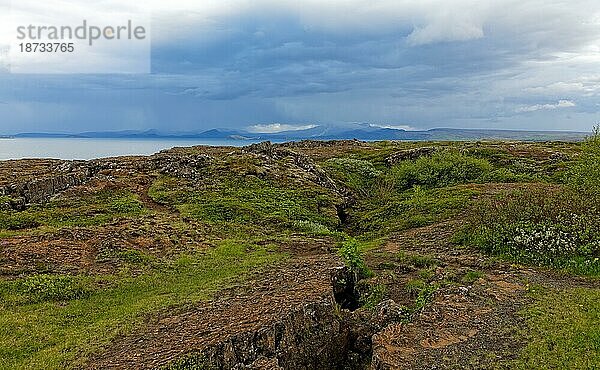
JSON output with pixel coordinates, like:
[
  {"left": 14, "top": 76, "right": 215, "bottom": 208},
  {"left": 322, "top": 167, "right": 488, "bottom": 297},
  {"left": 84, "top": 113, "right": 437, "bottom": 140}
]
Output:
[{"left": 0, "top": 0, "right": 599, "bottom": 134}]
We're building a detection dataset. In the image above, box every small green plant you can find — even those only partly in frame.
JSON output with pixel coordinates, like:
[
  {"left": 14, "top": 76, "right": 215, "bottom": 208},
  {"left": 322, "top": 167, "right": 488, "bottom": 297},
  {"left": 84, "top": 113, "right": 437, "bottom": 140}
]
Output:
[
  {"left": 405, "top": 279, "right": 426, "bottom": 296},
  {"left": 408, "top": 254, "right": 439, "bottom": 268},
  {"left": 360, "top": 284, "right": 387, "bottom": 309},
  {"left": 160, "top": 353, "right": 210, "bottom": 370},
  {"left": 108, "top": 196, "right": 144, "bottom": 214},
  {"left": 414, "top": 283, "right": 438, "bottom": 310},
  {"left": 462, "top": 270, "right": 484, "bottom": 284},
  {"left": 418, "top": 268, "right": 435, "bottom": 280},
  {"left": 21, "top": 274, "right": 91, "bottom": 302},
  {"left": 292, "top": 220, "right": 332, "bottom": 235},
  {"left": 339, "top": 237, "right": 372, "bottom": 278}
]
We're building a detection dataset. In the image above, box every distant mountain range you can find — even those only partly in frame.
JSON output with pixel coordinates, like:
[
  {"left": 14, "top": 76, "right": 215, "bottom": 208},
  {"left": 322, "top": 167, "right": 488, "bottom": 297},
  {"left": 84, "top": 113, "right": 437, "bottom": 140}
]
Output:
[{"left": 7, "top": 125, "right": 590, "bottom": 142}]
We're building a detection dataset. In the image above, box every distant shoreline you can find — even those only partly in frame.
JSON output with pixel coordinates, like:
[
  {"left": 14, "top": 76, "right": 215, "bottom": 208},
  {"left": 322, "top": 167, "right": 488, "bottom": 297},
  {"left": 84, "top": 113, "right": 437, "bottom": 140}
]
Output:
[{"left": 2, "top": 127, "right": 590, "bottom": 143}]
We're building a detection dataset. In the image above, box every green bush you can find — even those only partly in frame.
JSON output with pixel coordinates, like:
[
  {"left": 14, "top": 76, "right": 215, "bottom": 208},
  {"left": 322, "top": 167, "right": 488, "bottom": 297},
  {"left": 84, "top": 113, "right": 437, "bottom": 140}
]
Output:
[
  {"left": 479, "top": 168, "right": 533, "bottom": 183},
  {"left": 569, "top": 126, "right": 600, "bottom": 195},
  {"left": 459, "top": 187, "right": 600, "bottom": 275},
  {"left": 360, "top": 284, "right": 387, "bottom": 309},
  {"left": 21, "top": 274, "right": 90, "bottom": 302},
  {"left": 385, "top": 151, "right": 492, "bottom": 190},
  {"left": 324, "top": 157, "right": 381, "bottom": 196},
  {"left": 339, "top": 237, "right": 372, "bottom": 278}
]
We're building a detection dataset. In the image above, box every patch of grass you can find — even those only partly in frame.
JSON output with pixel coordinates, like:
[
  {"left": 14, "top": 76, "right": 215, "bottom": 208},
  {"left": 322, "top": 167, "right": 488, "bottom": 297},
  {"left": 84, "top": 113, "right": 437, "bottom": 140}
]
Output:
[
  {"left": 408, "top": 254, "right": 439, "bottom": 268},
  {"left": 97, "top": 248, "right": 155, "bottom": 265},
  {"left": 160, "top": 353, "right": 211, "bottom": 370},
  {"left": 513, "top": 287, "right": 600, "bottom": 369},
  {"left": 568, "top": 126, "right": 600, "bottom": 195},
  {"left": 351, "top": 186, "right": 476, "bottom": 236},
  {"left": 405, "top": 279, "right": 426, "bottom": 296},
  {"left": 384, "top": 151, "right": 492, "bottom": 190},
  {"left": 324, "top": 157, "right": 381, "bottom": 196},
  {"left": 107, "top": 196, "right": 144, "bottom": 214},
  {"left": 0, "top": 195, "right": 14, "bottom": 210},
  {"left": 414, "top": 283, "right": 438, "bottom": 310},
  {"left": 20, "top": 274, "right": 92, "bottom": 303},
  {"left": 291, "top": 220, "right": 334, "bottom": 236},
  {"left": 462, "top": 270, "right": 484, "bottom": 284},
  {"left": 0, "top": 191, "right": 145, "bottom": 231},
  {"left": 0, "top": 241, "right": 284, "bottom": 369},
  {"left": 418, "top": 268, "right": 435, "bottom": 280},
  {"left": 478, "top": 168, "right": 534, "bottom": 183},
  {"left": 149, "top": 175, "right": 340, "bottom": 232}
]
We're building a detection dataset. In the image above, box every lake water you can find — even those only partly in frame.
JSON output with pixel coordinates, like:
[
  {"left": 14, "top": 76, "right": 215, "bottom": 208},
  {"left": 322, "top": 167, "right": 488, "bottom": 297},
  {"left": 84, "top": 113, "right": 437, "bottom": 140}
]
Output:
[{"left": 0, "top": 138, "right": 258, "bottom": 160}]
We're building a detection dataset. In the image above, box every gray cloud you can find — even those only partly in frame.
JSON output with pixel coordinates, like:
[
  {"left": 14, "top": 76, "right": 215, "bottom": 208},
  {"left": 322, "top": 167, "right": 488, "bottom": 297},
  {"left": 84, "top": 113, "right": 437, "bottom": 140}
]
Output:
[{"left": 1, "top": 0, "right": 599, "bottom": 133}]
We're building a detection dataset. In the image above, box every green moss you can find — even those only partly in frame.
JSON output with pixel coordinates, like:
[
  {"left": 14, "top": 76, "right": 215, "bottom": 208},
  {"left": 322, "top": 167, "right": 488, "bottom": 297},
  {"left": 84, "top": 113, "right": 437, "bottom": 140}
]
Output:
[{"left": 513, "top": 287, "right": 600, "bottom": 369}]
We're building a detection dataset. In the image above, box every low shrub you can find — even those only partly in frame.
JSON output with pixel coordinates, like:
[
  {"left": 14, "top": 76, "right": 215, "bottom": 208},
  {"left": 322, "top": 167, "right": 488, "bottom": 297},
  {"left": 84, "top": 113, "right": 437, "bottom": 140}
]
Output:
[
  {"left": 339, "top": 237, "right": 372, "bottom": 278},
  {"left": 324, "top": 157, "right": 381, "bottom": 196},
  {"left": 385, "top": 151, "right": 492, "bottom": 191},
  {"left": 568, "top": 126, "right": 600, "bottom": 195},
  {"left": 21, "top": 274, "right": 91, "bottom": 302},
  {"left": 459, "top": 186, "right": 600, "bottom": 275}
]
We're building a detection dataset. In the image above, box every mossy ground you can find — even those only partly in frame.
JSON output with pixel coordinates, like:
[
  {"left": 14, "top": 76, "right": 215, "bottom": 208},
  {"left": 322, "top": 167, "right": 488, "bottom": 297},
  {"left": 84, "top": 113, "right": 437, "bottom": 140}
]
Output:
[{"left": 0, "top": 138, "right": 598, "bottom": 368}]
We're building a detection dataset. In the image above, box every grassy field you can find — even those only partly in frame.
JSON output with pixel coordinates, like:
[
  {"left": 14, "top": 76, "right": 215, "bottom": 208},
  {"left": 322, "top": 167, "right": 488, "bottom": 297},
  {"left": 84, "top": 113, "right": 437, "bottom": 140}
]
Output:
[
  {"left": 515, "top": 286, "right": 600, "bottom": 369},
  {"left": 0, "top": 135, "right": 598, "bottom": 368},
  {"left": 0, "top": 241, "right": 284, "bottom": 369}
]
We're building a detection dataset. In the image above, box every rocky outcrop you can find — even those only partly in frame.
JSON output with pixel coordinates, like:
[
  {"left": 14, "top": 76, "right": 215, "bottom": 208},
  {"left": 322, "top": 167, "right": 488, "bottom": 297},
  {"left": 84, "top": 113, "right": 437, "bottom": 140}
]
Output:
[
  {"left": 4, "top": 161, "right": 98, "bottom": 208},
  {"left": 160, "top": 268, "right": 408, "bottom": 370},
  {"left": 385, "top": 147, "right": 436, "bottom": 166},
  {"left": 149, "top": 152, "right": 213, "bottom": 180},
  {"left": 172, "top": 300, "right": 350, "bottom": 369},
  {"left": 244, "top": 141, "right": 347, "bottom": 197}
]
